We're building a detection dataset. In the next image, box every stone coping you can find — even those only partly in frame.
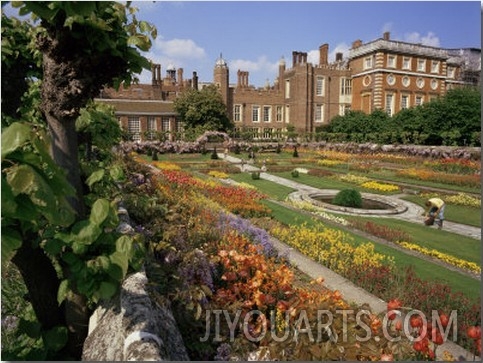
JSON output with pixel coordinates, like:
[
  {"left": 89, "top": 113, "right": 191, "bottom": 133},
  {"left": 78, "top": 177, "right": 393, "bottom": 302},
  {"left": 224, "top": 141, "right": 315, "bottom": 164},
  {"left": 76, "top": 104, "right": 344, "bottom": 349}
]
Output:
[{"left": 296, "top": 190, "right": 408, "bottom": 216}]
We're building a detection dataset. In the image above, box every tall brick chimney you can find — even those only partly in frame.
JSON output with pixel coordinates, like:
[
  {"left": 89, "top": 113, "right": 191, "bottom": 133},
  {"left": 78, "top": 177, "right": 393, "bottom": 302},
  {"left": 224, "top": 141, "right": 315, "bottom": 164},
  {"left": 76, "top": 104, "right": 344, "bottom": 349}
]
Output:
[
  {"left": 319, "top": 44, "right": 329, "bottom": 65},
  {"left": 352, "top": 39, "right": 362, "bottom": 49},
  {"left": 192, "top": 71, "right": 198, "bottom": 90},
  {"left": 383, "top": 31, "right": 390, "bottom": 40}
]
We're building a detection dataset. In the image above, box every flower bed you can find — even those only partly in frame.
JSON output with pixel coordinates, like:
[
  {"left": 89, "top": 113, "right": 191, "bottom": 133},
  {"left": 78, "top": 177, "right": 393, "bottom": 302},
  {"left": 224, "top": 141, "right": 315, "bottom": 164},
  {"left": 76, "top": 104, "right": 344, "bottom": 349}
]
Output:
[{"left": 132, "top": 155, "right": 480, "bottom": 360}]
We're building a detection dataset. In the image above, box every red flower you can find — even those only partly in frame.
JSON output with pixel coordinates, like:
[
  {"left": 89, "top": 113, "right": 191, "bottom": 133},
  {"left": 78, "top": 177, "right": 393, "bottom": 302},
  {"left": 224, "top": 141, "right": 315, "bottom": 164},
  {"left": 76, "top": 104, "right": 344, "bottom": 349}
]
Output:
[
  {"left": 439, "top": 313, "right": 449, "bottom": 328},
  {"left": 467, "top": 326, "right": 481, "bottom": 340},
  {"left": 409, "top": 315, "right": 423, "bottom": 328}
]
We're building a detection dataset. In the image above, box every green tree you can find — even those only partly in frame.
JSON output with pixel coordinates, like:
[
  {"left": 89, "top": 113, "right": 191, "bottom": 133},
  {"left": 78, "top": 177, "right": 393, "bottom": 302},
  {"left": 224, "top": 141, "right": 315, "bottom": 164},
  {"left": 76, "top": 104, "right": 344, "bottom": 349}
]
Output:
[
  {"left": 174, "top": 84, "right": 232, "bottom": 135},
  {"left": 2, "top": 2, "right": 155, "bottom": 358}
]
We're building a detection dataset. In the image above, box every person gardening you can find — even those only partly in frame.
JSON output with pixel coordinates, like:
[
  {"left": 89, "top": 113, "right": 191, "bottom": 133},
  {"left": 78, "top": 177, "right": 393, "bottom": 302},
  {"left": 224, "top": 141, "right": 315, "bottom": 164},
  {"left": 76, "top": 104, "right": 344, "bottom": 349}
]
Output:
[{"left": 424, "top": 197, "right": 446, "bottom": 229}]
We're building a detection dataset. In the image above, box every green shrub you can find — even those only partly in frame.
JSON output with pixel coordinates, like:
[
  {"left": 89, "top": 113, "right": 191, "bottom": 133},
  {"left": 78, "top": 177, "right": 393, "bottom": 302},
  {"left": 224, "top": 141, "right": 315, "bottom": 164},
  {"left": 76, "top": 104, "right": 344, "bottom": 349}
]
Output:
[
  {"left": 332, "top": 189, "right": 362, "bottom": 208},
  {"left": 251, "top": 171, "right": 260, "bottom": 180},
  {"left": 291, "top": 169, "right": 299, "bottom": 178}
]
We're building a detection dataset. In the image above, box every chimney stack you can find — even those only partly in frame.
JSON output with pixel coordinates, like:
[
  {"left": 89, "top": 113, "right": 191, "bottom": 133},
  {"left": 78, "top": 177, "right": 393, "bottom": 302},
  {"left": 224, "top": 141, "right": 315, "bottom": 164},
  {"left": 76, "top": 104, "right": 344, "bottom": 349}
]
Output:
[
  {"left": 192, "top": 71, "right": 198, "bottom": 90},
  {"left": 352, "top": 39, "right": 362, "bottom": 49},
  {"left": 319, "top": 44, "right": 329, "bottom": 65},
  {"left": 383, "top": 31, "right": 390, "bottom": 40},
  {"left": 336, "top": 52, "right": 343, "bottom": 62}
]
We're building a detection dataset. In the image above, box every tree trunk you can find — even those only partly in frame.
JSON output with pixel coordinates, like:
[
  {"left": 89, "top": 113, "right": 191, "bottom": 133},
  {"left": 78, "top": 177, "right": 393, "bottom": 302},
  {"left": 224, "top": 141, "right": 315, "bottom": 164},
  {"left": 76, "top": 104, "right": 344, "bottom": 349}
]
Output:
[
  {"left": 11, "top": 235, "right": 66, "bottom": 331},
  {"left": 40, "top": 42, "right": 90, "bottom": 360}
]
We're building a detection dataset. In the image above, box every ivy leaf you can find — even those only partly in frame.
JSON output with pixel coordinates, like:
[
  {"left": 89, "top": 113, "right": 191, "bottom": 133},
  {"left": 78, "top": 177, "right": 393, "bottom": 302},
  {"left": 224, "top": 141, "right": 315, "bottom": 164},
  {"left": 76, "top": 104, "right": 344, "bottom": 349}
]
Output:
[
  {"left": 108, "top": 251, "right": 128, "bottom": 280},
  {"left": 70, "top": 220, "right": 102, "bottom": 246},
  {"left": 57, "top": 280, "right": 69, "bottom": 305},
  {"left": 86, "top": 169, "right": 105, "bottom": 189},
  {"left": 109, "top": 165, "right": 125, "bottom": 181},
  {"left": 43, "top": 238, "right": 64, "bottom": 256},
  {"left": 42, "top": 326, "right": 68, "bottom": 351},
  {"left": 1, "top": 228, "right": 22, "bottom": 269},
  {"left": 1, "top": 175, "right": 18, "bottom": 216},
  {"left": 1, "top": 122, "right": 31, "bottom": 160},
  {"left": 89, "top": 198, "right": 111, "bottom": 226},
  {"left": 115, "top": 235, "right": 133, "bottom": 256},
  {"left": 97, "top": 281, "right": 118, "bottom": 300}
]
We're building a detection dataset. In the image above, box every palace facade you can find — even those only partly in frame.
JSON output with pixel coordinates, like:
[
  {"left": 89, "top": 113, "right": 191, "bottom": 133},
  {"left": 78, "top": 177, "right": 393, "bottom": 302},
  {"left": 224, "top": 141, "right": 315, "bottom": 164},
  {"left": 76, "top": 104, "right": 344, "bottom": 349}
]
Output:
[{"left": 96, "top": 32, "right": 480, "bottom": 141}]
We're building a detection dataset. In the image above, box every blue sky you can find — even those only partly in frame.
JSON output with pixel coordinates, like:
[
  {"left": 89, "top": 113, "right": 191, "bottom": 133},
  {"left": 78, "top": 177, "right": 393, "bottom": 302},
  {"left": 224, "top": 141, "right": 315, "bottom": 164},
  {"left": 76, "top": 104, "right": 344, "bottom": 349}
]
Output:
[{"left": 3, "top": 1, "right": 481, "bottom": 87}]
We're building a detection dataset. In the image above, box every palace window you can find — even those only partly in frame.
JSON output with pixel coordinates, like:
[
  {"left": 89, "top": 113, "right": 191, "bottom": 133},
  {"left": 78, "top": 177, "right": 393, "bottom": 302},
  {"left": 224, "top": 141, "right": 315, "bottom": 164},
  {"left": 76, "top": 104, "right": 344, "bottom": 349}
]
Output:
[
  {"left": 447, "top": 66, "right": 455, "bottom": 79},
  {"left": 263, "top": 106, "right": 271, "bottom": 122},
  {"left": 276, "top": 106, "right": 283, "bottom": 122},
  {"left": 314, "top": 104, "right": 324, "bottom": 123},
  {"left": 128, "top": 116, "right": 141, "bottom": 141},
  {"left": 285, "top": 105, "right": 290, "bottom": 123},
  {"left": 431, "top": 60, "right": 440, "bottom": 74},
  {"left": 402, "top": 56, "right": 411, "bottom": 70},
  {"left": 401, "top": 94, "right": 409, "bottom": 110},
  {"left": 234, "top": 104, "right": 242, "bottom": 122},
  {"left": 364, "top": 56, "right": 373, "bottom": 70},
  {"left": 339, "top": 104, "right": 351, "bottom": 116},
  {"left": 147, "top": 116, "right": 157, "bottom": 140},
  {"left": 162, "top": 117, "right": 170, "bottom": 131},
  {"left": 385, "top": 93, "right": 394, "bottom": 116},
  {"left": 415, "top": 95, "right": 424, "bottom": 106},
  {"left": 340, "top": 78, "right": 352, "bottom": 95},
  {"left": 316, "top": 77, "right": 325, "bottom": 96},
  {"left": 417, "top": 59, "right": 426, "bottom": 72},
  {"left": 252, "top": 105, "right": 260, "bottom": 122},
  {"left": 387, "top": 54, "right": 396, "bottom": 68},
  {"left": 285, "top": 80, "right": 290, "bottom": 98}
]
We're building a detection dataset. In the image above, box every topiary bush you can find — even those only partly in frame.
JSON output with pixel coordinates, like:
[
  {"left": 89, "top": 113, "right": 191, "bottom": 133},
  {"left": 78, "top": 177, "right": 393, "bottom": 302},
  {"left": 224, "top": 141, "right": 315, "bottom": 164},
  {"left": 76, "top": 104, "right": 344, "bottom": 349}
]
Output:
[{"left": 332, "top": 189, "right": 363, "bottom": 208}]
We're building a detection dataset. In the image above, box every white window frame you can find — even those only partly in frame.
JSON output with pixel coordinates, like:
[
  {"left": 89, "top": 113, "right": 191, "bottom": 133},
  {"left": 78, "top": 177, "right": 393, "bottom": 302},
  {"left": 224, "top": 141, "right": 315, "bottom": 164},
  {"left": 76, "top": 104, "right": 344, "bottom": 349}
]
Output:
[
  {"left": 285, "top": 105, "right": 290, "bottom": 123},
  {"left": 340, "top": 78, "right": 352, "bottom": 95},
  {"left": 128, "top": 116, "right": 141, "bottom": 141},
  {"left": 234, "top": 104, "right": 242, "bottom": 122},
  {"left": 387, "top": 54, "right": 397, "bottom": 68},
  {"left": 415, "top": 95, "right": 424, "bottom": 106},
  {"left": 314, "top": 104, "right": 324, "bottom": 123},
  {"left": 147, "top": 116, "right": 157, "bottom": 140},
  {"left": 316, "top": 77, "right": 325, "bottom": 96},
  {"left": 263, "top": 106, "right": 271, "bottom": 122},
  {"left": 276, "top": 106, "right": 283, "bottom": 122},
  {"left": 252, "top": 105, "right": 260, "bottom": 122},
  {"left": 447, "top": 66, "right": 455, "bottom": 79},
  {"left": 402, "top": 56, "right": 411, "bottom": 70},
  {"left": 401, "top": 94, "right": 409, "bottom": 110},
  {"left": 385, "top": 93, "right": 394, "bottom": 116},
  {"left": 285, "top": 80, "right": 290, "bottom": 98},
  {"left": 364, "top": 56, "right": 373, "bottom": 70},
  {"left": 417, "top": 58, "right": 426, "bottom": 72},
  {"left": 431, "top": 60, "right": 440, "bottom": 74},
  {"left": 162, "top": 117, "right": 170, "bottom": 132}
]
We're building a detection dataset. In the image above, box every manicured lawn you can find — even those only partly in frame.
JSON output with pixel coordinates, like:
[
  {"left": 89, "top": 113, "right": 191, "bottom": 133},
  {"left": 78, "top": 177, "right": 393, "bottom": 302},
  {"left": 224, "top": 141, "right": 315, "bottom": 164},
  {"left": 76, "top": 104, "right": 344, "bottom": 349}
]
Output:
[
  {"left": 348, "top": 216, "right": 481, "bottom": 264},
  {"left": 402, "top": 194, "right": 481, "bottom": 227},
  {"left": 229, "top": 172, "right": 295, "bottom": 200},
  {"left": 262, "top": 200, "right": 480, "bottom": 301}
]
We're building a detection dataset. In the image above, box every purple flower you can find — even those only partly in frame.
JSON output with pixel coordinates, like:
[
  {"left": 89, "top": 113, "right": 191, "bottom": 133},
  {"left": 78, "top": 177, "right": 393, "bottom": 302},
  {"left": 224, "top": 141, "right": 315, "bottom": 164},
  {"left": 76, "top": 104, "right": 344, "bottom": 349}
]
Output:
[{"left": 217, "top": 212, "right": 275, "bottom": 257}]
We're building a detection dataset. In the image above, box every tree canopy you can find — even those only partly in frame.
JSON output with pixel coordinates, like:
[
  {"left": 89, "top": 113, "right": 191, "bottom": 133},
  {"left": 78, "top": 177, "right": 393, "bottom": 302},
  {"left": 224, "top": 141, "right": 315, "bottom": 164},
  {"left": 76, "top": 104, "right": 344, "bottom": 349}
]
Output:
[
  {"left": 322, "top": 87, "right": 481, "bottom": 146},
  {"left": 2, "top": 2, "right": 156, "bottom": 359},
  {"left": 173, "top": 84, "right": 233, "bottom": 135}
]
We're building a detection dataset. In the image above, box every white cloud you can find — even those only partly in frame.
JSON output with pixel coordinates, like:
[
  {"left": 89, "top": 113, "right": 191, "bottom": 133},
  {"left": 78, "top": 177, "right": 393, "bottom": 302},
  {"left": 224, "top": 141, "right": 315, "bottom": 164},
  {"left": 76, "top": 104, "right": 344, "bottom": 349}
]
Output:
[
  {"left": 329, "top": 43, "right": 350, "bottom": 62},
  {"left": 306, "top": 42, "right": 351, "bottom": 65},
  {"left": 154, "top": 36, "right": 206, "bottom": 60},
  {"left": 229, "top": 55, "right": 279, "bottom": 86},
  {"left": 404, "top": 31, "right": 440, "bottom": 47}
]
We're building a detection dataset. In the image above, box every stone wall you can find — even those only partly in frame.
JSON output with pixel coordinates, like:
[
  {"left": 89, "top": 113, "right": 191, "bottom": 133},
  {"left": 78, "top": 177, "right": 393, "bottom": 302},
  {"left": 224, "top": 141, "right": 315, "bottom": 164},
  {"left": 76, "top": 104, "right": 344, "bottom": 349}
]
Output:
[
  {"left": 82, "top": 204, "right": 190, "bottom": 361},
  {"left": 82, "top": 271, "right": 189, "bottom": 361}
]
